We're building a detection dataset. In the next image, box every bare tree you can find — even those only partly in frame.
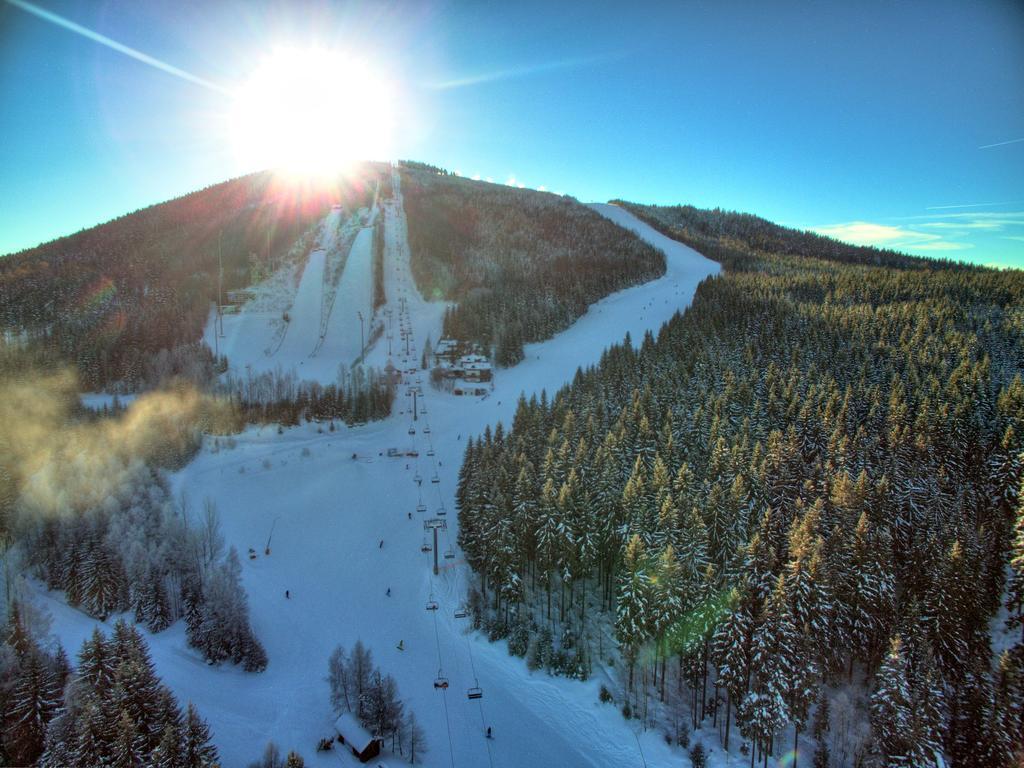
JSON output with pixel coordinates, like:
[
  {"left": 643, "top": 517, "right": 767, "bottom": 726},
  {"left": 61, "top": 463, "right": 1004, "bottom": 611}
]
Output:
[{"left": 200, "top": 498, "right": 224, "bottom": 567}]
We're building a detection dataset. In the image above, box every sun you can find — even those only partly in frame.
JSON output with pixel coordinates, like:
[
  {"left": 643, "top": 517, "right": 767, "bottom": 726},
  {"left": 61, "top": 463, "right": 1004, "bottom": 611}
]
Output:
[{"left": 228, "top": 47, "right": 395, "bottom": 177}]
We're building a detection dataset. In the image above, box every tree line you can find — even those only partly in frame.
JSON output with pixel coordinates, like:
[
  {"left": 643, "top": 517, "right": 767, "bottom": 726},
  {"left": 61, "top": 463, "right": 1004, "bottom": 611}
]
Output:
[{"left": 456, "top": 204, "right": 1024, "bottom": 766}]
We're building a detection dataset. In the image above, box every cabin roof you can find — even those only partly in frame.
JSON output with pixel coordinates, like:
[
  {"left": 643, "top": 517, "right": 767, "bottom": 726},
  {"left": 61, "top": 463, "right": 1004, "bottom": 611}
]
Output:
[{"left": 334, "top": 713, "right": 376, "bottom": 752}]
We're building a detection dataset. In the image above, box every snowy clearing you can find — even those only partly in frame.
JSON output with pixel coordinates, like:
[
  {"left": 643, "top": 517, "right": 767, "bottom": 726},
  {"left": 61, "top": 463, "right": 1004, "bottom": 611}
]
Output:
[{"left": 35, "top": 195, "right": 724, "bottom": 767}]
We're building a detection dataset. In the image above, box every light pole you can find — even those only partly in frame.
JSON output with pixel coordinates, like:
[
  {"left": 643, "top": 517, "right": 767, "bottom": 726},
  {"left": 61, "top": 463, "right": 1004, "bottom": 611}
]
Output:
[{"left": 357, "top": 311, "right": 364, "bottom": 353}]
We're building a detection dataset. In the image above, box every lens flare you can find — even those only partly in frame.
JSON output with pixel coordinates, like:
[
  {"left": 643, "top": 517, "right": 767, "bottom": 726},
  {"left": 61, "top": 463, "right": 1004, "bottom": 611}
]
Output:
[{"left": 227, "top": 46, "right": 395, "bottom": 178}]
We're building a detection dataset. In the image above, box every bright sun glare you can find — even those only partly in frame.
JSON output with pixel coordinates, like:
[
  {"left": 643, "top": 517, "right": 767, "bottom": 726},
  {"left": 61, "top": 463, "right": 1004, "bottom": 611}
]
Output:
[{"left": 228, "top": 47, "right": 394, "bottom": 177}]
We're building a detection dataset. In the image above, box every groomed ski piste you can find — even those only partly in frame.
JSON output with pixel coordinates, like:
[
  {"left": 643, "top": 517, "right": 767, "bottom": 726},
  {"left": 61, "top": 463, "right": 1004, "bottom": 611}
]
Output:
[
  {"left": 34, "top": 177, "right": 725, "bottom": 767},
  {"left": 204, "top": 203, "right": 379, "bottom": 384}
]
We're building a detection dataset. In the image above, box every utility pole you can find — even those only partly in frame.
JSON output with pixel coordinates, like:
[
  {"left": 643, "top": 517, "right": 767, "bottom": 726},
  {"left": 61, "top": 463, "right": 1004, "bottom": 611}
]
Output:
[
  {"left": 357, "top": 311, "right": 364, "bottom": 353},
  {"left": 412, "top": 389, "right": 418, "bottom": 421}
]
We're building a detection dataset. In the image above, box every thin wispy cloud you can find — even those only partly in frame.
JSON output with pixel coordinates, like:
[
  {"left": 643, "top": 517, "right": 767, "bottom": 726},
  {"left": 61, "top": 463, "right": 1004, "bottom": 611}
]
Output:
[
  {"left": 925, "top": 200, "right": 1023, "bottom": 210},
  {"left": 978, "top": 137, "right": 1024, "bottom": 150},
  {"left": 4, "top": 0, "right": 229, "bottom": 95},
  {"left": 425, "top": 52, "right": 621, "bottom": 91}
]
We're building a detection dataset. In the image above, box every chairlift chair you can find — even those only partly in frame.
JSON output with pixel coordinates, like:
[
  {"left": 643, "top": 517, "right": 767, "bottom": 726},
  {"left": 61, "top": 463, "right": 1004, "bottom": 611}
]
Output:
[
  {"left": 431, "top": 474, "right": 440, "bottom": 484},
  {"left": 416, "top": 503, "right": 427, "bottom": 513},
  {"left": 454, "top": 607, "right": 468, "bottom": 619},
  {"left": 423, "top": 425, "right": 431, "bottom": 434},
  {"left": 444, "top": 549, "right": 455, "bottom": 560},
  {"left": 413, "top": 473, "right": 422, "bottom": 485},
  {"left": 433, "top": 673, "right": 449, "bottom": 689},
  {"left": 420, "top": 543, "right": 431, "bottom": 553},
  {"left": 425, "top": 600, "right": 439, "bottom": 611},
  {"left": 467, "top": 686, "right": 483, "bottom": 700},
  {"left": 408, "top": 426, "right": 416, "bottom": 435},
  {"left": 437, "top": 507, "right": 447, "bottom": 516},
  {"left": 427, "top": 448, "right": 435, "bottom": 457}
]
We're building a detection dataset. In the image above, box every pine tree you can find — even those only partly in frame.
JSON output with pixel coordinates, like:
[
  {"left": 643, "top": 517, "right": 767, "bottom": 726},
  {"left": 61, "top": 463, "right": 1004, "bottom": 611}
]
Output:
[
  {"left": 37, "top": 710, "right": 76, "bottom": 768},
  {"left": 712, "top": 588, "right": 753, "bottom": 752},
  {"left": 181, "top": 702, "right": 219, "bottom": 768},
  {"left": 109, "top": 709, "right": 144, "bottom": 768},
  {"left": 1007, "top": 502, "right": 1024, "bottom": 642},
  {"left": 72, "top": 699, "right": 108, "bottom": 768},
  {"left": 5, "top": 647, "right": 60, "bottom": 765},
  {"left": 741, "top": 574, "right": 796, "bottom": 768},
  {"left": 615, "top": 534, "right": 649, "bottom": 692},
  {"left": 150, "top": 720, "right": 184, "bottom": 768},
  {"left": 870, "top": 635, "right": 913, "bottom": 765}
]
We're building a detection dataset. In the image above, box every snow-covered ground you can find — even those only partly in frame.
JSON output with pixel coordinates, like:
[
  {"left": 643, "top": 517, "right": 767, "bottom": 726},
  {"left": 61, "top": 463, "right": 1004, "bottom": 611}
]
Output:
[
  {"left": 206, "top": 206, "right": 377, "bottom": 385},
  {"left": 34, "top": 193, "right": 723, "bottom": 767}
]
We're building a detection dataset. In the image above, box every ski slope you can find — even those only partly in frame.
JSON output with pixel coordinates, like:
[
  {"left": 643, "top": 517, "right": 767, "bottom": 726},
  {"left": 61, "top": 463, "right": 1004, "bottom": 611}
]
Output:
[
  {"left": 206, "top": 206, "right": 377, "bottom": 385},
  {"left": 35, "top": 191, "right": 723, "bottom": 767}
]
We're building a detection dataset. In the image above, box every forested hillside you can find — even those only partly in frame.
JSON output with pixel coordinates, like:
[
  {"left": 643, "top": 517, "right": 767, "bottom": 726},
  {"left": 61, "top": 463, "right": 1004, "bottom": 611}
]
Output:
[
  {"left": 457, "top": 204, "right": 1024, "bottom": 766},
  {"left": 0, "top": 613, "right": 219, "bottom": 767},
  {"left": 0, "top": 167, "right": 380, "bottom": 390},
  {"left": 400, "top": 164, "right": 665, "bottom": 365}
]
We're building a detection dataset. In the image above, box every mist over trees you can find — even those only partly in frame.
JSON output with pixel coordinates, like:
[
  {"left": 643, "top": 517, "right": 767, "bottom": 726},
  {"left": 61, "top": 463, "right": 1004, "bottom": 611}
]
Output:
[
  {"left": 400, "top": 164, "right": 665, "bottom": 365},
  {"left": 457, "top": 204, "right": 1024, "bottom": 765}
]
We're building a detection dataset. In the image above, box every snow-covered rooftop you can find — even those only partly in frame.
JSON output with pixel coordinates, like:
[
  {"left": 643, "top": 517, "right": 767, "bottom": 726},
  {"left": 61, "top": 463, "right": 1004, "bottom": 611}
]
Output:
[{"left": 334, "top": 712, "right": 376, "bottom": 752}]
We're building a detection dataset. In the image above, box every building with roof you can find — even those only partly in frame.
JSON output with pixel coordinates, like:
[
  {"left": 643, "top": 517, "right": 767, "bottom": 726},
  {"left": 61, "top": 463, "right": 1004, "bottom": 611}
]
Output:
[{"left": 334, "top": 712, "right": 382, "bottom": 763}]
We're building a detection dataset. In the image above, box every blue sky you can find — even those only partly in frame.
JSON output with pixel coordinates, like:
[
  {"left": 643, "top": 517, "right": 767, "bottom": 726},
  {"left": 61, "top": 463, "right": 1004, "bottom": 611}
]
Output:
[{"left": 1, "top": 0, "right": 1023, "bottom": 266}]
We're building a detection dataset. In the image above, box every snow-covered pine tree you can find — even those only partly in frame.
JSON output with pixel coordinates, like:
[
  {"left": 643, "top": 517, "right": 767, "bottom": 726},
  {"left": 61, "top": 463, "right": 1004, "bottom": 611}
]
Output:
[
  {"left": 1007, "top": 499, "right": 1024, "bottom": 642},
  {"left": 711, "top": 587, "right": 753, "bottom": 752},
  {"left": 4, "top": 646, "right": 60, "bottom": 765},
  {"left": 108, "top": 709, "right": 144, "bottom": 768},
  {"left": 742, "top": 573, "right": 797, "bottom": 768},
  {"left": 615, "top": 534, "right": 650, "bottom": 692},
  {"left": 76, "top": 627, "right": 113, "bottom": 699},
  {"left": 150, "top": 720, "right": 184, "bottom": 768},
  {"left": 870, "top": 635, "right": 913, "bottom": 765},
  {"left": 181, "top": 701, "right": 219, "bottom": 767}
]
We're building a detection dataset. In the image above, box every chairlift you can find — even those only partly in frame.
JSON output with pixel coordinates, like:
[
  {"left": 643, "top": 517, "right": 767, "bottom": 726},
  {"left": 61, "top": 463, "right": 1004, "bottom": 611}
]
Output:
[
  {"left": 420, "top": 543, "right": 431, "bottom": 553},
  {"left": 408, "top": 426, "right": 416, "bottom": 435},
  {"left": 467, "top": 686, "right": 483, "bottom": 700},
  {"left": 454, "top": 607, "right": 468, "bottom": 619},
  {"left": 433, "top": 673, "right": 449, "bottom": 689},
  {"left": 416, "top": 503, "right": 427, "bottom": 513},
  {"left": 425, "top": 600, "right": 439, "bottom": 611},
  {"left": 423, "top": 425, "right": 431, "bottom": 434},
  {"left": 437, "top": 507, "right": 447, "bottom": 516},
  {"left": 431, "top": 474, "right": 440, "bottom": 484},
  {"left": 427, "top": 448, "right": 435, "bottom": 457},
  {"left": 413, "top": 473, "right": 422, "bottom": 485},
  {"left": 444, "top": 549, "right": 455, "bottom": 560}
]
